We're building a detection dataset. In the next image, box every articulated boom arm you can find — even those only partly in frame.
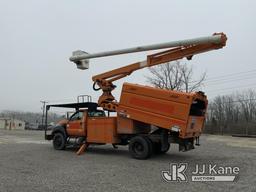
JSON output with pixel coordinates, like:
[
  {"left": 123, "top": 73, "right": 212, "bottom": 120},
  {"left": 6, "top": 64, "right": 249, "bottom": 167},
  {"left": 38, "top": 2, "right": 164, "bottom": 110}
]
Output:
[
  {"left": 70, "top": 33, "right": 227, "bottom": 111},
  {"left": 92, "top": 33, "right": 227, "bottom": 111}
]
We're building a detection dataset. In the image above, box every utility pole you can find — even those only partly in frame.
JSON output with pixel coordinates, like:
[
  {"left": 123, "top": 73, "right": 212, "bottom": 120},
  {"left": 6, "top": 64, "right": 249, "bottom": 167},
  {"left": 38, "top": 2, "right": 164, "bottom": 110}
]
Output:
[{"left": 40, "top": 101, "right": 48, "bottom": 127}]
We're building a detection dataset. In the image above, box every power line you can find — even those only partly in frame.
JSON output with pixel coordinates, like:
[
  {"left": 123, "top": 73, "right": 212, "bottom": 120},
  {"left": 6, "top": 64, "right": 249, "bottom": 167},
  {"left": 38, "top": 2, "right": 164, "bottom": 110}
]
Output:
[
  {"left": 197, "top": 68, "right": 256, "bottom": 98},
  {"left": 208, "top": 98, "right": 256, "bottom": 104},
  {"left": 207, "top": 83, "right": 256, "bottom": 93},
  {"left": 205, "top": 74, "right": 256, "bottom": 85},
  {"left": 191, "top": 69, "right": 256, "bottom": 84},
  {"left": 204, "top": 69, "right": 256, "bottom": 82}
]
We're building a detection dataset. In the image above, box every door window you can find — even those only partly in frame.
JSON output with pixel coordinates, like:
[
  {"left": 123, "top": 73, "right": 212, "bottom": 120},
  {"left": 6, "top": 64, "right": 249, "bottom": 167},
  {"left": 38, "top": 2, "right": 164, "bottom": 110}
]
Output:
[{"left": 70, "top": 111, "right": 84, "bottom": 121}]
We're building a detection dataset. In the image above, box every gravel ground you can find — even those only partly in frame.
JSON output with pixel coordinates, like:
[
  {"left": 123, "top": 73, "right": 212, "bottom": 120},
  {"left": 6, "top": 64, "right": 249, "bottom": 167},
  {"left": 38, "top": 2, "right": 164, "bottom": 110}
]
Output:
[{"left": 0, "top": 129, "right": 255, "bottom": 192}]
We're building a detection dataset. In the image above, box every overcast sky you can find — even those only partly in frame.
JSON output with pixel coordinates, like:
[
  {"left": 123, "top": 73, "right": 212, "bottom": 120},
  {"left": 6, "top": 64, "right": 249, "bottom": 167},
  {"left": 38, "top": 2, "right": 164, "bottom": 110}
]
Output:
[{"left": 1, "top": 0, "right": 256, "bottom": 112}]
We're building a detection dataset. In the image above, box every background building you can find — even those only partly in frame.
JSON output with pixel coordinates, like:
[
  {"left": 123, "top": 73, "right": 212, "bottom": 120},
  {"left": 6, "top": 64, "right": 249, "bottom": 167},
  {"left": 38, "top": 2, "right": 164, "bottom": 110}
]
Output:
[{"left": 0, "top": 118, "right": 25, "bottom": 130}]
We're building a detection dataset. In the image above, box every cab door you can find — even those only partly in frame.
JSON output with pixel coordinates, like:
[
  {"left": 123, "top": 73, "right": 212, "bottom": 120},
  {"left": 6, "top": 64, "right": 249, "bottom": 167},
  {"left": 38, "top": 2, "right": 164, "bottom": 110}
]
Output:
[{"left": 66, "top": 110, "right": 87, "bottom": 137}]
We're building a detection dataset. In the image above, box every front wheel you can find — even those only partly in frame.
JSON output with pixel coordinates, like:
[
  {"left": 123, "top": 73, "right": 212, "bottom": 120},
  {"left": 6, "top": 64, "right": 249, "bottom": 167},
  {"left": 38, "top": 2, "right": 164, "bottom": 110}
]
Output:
[
  {"left": 53, "top": 133, "right": 66, "bottom": 150},
  {"left": 129, "top": 136, "right": 152, "bottom": 160}
]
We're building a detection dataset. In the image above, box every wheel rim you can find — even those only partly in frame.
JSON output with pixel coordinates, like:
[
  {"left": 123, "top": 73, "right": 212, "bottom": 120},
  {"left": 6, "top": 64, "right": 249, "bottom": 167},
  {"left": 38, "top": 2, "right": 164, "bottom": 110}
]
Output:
[
  {"left": 133, "top": 142, "right": 144, "bottom": 155},
  {"left": 54, "top": 135, "right": 62, "bottom": 147}
]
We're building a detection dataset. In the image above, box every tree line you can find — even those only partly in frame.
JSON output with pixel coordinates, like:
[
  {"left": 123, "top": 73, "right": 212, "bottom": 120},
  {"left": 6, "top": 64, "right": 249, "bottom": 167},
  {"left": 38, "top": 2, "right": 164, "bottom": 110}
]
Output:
[{"left": 205, "top": 90, "right": 256, "bottom": 135}]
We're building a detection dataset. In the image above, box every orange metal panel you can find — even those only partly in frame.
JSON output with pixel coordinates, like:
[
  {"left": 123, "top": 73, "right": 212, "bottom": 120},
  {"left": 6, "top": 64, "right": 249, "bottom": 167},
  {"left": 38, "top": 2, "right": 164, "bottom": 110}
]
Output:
[
  {"left": 120, "top": 92, "right": 189, "bottom": 121},
  {"left": 117, "top": 116, "right": 134, "bottom": 134},
  {"left": 118, "top": 105, "right": 187, "bottom": 131},
  {"left": 117, "top": 116, "right": 150, "bottom": 134},
  {"left": 66, "top": 112, "right": 87, "bottom": 137},
  {"left": 120, "top": 83, "right": 195, "bottom": 104},
  {"left": 181, "top": 116, "right": 205, "bottom": 138},
  {"left": 87, "top": 117, "right": 120, "bottom": 144}
]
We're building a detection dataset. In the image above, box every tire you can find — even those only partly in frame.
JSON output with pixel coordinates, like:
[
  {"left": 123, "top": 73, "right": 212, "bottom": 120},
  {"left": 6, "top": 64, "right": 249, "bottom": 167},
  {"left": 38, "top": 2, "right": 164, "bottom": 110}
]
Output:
[
  {"left": 144, "top": 136, "right": 153, "bottom": 157},
  {"left": 129, "top": 136, "right": 153, "bottom": 160},
  {"left": 53, "top": 132, "right": 66, "bottom": 150},
  {"left": 154, "top": 142, "right": 170, "bottom": 154}
]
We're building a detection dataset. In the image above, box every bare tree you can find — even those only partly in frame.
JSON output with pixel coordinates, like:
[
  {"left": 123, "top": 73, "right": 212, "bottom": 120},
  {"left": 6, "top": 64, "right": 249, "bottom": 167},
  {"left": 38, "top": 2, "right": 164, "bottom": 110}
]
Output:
[
  {"left": 237, "top": 90, "right": 256, "bottom": 123},
  {"left": 146, "top": 60, "right": 206, "bottom": 92}
]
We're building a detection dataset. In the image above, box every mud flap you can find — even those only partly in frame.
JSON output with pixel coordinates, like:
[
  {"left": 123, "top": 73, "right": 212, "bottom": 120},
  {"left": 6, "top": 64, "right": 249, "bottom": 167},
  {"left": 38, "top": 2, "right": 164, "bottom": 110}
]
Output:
[
  {"left": 160, "top": 129, "right": 169, "bottom": 151},
  {"left": 179, "top": 139, "right": 195, "bottom": 152},
  {"left": 76, "top": 142, "right": 90, "bottom": 155}
]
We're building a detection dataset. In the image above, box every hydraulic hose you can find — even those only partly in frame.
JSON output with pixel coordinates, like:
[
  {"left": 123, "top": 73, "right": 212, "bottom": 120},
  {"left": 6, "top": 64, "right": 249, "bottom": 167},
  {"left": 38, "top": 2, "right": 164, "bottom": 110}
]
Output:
[{"left": 93, "top": 82, "right": 101, "bottom": 91}]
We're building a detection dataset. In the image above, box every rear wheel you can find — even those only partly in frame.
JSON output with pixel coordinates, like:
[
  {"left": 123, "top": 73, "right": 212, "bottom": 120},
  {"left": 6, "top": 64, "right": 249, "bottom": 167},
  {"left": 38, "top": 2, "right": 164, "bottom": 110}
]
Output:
[
  {"left": 129, "top": 136, "right": 153, "bottom": 159},
  {"left": 53, "top": 132, "right": 66, "bottom": 150}
]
